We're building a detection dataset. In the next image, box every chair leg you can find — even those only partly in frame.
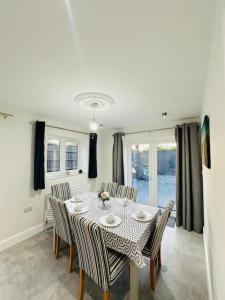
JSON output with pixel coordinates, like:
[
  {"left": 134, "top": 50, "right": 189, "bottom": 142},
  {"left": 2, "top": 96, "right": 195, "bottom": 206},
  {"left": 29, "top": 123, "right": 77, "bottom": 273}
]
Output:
[
  {"left": 103, "top": 291, "right": 110, "bottom": 300},
  {"left": 55, "top": 235, "right": 60, "bottom": 258},
  {"left": 78, "top": 269, "right": 85, "bottom": 300},
  {"left": 157, "top": 246, "right": 161, "bottom": 269},
  {"left": 54, "top": 231, "right": 57, "bottom": 255},
  {"left": 68, "top": 245, "right": 74, "bottom": 273},
  {"left": 150, "top": 258, "right": 156, "bottom": 291},
  {"left": 45, "top": 221, "right": 48, "bottom": 232}
]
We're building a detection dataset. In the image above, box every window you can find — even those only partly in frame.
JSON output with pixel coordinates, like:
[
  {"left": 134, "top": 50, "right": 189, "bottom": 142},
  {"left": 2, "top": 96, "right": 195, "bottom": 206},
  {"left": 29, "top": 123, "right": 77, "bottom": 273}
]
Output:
[
  {"left": 46, "top": 136, "right": 79, "bottom": 178},
  {"left": 131, "top": 144, "right": 150, "bottom": 205},
  {"left": 157, "top": 143, "right": 176, "bottom": 210},
  {"left": 47, "top": 139, "right": 60, "bottom": 172},
  {"left": 66, "top": 142, "right": 78, "bottom": 171}
]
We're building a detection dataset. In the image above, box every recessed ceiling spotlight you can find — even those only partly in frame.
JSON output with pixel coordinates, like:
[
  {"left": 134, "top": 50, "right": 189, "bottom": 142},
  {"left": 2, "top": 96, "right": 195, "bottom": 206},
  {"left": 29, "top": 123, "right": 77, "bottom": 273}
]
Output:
[{"left": 162, "top": 112, "right": 168, "bottom": 118}]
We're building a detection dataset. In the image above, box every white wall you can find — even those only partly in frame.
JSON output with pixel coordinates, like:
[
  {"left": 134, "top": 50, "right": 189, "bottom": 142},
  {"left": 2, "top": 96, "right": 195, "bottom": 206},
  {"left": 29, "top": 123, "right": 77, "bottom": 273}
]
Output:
[
  {"left": 0, "top": 106, "right": 95, "bottom": 250},
  {"left": 202, "top": 1, "right": 225, "bottom": 299}
]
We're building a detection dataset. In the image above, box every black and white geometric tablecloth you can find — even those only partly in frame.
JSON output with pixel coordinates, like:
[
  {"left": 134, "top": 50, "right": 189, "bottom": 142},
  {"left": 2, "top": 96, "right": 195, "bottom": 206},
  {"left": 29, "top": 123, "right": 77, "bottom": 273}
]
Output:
[{"left": 66, "top": 193, "right": 161, "bottom": 268}]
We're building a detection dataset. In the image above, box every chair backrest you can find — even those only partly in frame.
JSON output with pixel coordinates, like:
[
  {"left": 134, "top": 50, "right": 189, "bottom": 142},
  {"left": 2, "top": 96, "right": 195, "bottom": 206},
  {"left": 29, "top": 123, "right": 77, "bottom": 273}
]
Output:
[
  {"left": 149, "top": 201, "right": 174, "bottom": 259},
  {"left": 99, "top": 182, "right": 118, "bottom": 197},
  {"left": 51, "top": 182, "right": 71, "bottom": 201},
  {"left": 116, "top": 185, "right": 137, "bottom": 202},
  {"left": 70, "top": 215, "right": 110, "bottom": 291},
  {"left": 49, "top": 196, "right": 74, "bottom": 245}
]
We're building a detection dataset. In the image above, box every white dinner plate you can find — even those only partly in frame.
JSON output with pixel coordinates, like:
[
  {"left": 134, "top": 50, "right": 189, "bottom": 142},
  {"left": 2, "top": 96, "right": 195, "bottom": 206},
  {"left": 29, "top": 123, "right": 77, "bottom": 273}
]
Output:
[
  {"left": 131, "top": 212, "right": 152, "bottom": 222},
  {"left": 99, "top": 215, "right": 122, "bottom": 227},
  {"left": 116, "top": 198, "right": 131, "bottom": 206},
  {"left": 70, "top": 197, "right": 83, "bottom": 203},
  {"left": 73, "top": 205, "right": 89, "bottom": 215}
]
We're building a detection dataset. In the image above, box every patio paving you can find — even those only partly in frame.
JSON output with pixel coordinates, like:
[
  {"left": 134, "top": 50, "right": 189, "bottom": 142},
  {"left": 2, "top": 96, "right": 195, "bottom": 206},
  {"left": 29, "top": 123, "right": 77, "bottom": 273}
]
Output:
[{"left": 132, "top": 175, "right": 176, "bottom": 209}]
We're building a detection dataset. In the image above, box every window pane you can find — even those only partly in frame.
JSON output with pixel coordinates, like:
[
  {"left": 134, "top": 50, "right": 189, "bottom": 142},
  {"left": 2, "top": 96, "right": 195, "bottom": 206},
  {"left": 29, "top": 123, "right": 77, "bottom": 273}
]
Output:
[
  {"left": 47, "top": 139, "right": 60, "bottom": 172},
  {"left": 131, "top": 144, "right": 150, "bottom": 205},
  {"left": 66, "top": 142, "right": 78, "bottom": 170},
  {"left": 157, "top": 143, "right": 176, "bottom": 210}
]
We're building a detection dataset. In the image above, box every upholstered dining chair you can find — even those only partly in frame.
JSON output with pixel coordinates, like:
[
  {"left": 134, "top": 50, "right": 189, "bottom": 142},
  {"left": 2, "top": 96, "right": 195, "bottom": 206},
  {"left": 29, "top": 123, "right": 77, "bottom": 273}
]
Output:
[
  {"left": 45, "top": 182, "right": 72, "bottom": 230},
  {"left": 142, "top": 201, "right": 174, "bottom": 291},
  {"left": 99, "top": 182, "right": 118, "bottom": 197},
  {"left": 70, "top": 215, "right": 130, "bottom": 300},
  {"left": 116, "top": 185, "right": 137, "bottom": 202},
  {"left": 49, "top": 196, "right": 75, "bottom": 273},
  {"left": 51, "top": 182, "right": 72, "bottom": 200}
]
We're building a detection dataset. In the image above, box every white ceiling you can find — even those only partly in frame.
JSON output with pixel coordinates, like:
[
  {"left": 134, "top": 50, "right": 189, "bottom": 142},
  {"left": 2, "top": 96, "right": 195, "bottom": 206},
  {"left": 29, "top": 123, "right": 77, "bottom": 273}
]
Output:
[{"left": 0, "top": 0, "right": 215, "bottom": 129}]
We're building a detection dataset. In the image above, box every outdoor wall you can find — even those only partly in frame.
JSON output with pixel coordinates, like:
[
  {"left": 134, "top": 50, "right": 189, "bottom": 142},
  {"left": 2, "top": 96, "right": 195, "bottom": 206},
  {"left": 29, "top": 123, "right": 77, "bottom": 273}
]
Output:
[
  {"left": 201, "top": 0, "right": 225, "bottom": 299},
  {"left": 0, "top": 105, "right": 98, "bottom": 251}
]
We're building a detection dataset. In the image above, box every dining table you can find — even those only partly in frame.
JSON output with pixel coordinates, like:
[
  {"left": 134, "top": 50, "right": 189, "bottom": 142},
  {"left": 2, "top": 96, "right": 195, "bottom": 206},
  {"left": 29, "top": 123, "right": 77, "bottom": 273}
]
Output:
[{"left": 54, "top": 192, "right": 161, "bottom": 300}]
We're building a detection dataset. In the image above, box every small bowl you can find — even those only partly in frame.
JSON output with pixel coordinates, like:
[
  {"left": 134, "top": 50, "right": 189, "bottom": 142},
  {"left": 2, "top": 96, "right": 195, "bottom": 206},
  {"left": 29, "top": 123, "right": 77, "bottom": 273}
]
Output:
[
  {"left": 121, "top": 198, "right": 128, "bottom": 206},
  {"left": 135, "top": 210, "right": 146, "bottom": 219},
  {"left": 74, "top": 204, "right": 82, "bottom": 212},
  {"left": 106, "top": 214, "right": 115, "bottom": 224}
]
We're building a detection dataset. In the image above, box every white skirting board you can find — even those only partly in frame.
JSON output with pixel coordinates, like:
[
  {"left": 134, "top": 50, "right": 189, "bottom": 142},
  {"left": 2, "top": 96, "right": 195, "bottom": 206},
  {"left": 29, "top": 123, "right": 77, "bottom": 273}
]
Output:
[
  {"left": 203, "top": 227, "right": 213, "bottom": 300},
  {"left": 0, "top": 184, "right": 91, "bottom": 253},
  {"left": 0, "top": 223, "right": 44, "bottom": 252}
]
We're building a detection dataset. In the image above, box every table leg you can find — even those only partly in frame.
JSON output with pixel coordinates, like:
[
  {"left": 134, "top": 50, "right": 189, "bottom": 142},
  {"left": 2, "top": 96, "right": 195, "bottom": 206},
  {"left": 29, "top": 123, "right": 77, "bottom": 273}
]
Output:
[{"left": 130, "top": 261, "right": 138, "bottom": 300}]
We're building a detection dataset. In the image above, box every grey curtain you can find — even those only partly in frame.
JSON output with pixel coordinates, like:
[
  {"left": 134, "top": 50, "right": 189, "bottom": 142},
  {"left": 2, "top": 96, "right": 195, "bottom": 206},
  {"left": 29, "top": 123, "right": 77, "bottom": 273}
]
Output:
[
  {"left": 112, "top": 132, "right": 124, "bottom": 185},
  {"left": 175, "top": 123, "right": 204, "bottom": 233}
]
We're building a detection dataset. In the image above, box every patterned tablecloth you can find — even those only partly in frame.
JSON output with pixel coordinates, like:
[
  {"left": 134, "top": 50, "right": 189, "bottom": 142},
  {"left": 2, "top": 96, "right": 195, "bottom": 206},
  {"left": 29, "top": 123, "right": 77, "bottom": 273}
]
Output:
[{"left": 65, "top": 193, "right": 161, "bottom": 268}]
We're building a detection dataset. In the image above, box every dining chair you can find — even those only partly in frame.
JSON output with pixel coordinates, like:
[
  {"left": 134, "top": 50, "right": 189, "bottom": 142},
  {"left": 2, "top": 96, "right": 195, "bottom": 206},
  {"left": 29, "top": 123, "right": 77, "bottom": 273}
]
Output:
[
  {"left": 116, "top": 185, "right": 137, "bottom": 202},
  {"left": 99, "top": 182, "right": 118, "bottom": 197},
  {"left": 51, "top": 182, "right": 72, "bottom": 200},
  {"left": 70, "top": 215, "right": 130, "bottom": 300},
  {"left": 45, "top": 182, "right": 72, "bottom": 230},
  {"left": 142, "top": 200, "right": 174, "bottom": 291},
  {"left": 49, "top": 196, "right": 75, "bottom": 273}
]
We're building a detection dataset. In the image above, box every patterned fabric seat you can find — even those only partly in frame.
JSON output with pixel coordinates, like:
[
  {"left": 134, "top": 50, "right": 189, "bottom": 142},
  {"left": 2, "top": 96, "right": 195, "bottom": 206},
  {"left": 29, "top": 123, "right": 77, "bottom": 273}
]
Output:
[
  {"left": 116, "top": 185, "right": 137, "bottom": 202},
  {"left": 49, "top": 196, "right": 75, "bottom": 273},
  {"left": 70, "top": 215, "right": 130, "bottom": 300},
  {"left": 45, "top": 207, "right": 54, "bottom": 223},
  {"left": 99, "top": 182, "right": 118, "bottom": 197},
  {"left": 45, "top": 182, "right": 72, "bottom": 229},
  {"left": 51, "top": 182, "right": 72, "bottom": 200},
  {"left": 142, "top": 200, "right": 174, "bottom": 291},
  {"left": 108, "top": 249, "right": 130, "bottom": 286}
]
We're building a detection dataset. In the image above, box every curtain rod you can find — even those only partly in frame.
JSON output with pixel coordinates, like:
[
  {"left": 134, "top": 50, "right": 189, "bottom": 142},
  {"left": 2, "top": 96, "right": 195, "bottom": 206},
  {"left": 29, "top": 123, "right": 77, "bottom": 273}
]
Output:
[
  {"left": 115, "top": 122, "right": 201, "bottom": 136},
  {"left": 46, "top": 124, "right": 89, "bottom": 135},
  {"left": 0, "top": 112, "right": 14, "bottom": 119},
  {"left": 124, "top": 126, "right": 175, "bottom": 135},
  {"left": 32, "top": 121, "right": 89, "bottom": 135}
]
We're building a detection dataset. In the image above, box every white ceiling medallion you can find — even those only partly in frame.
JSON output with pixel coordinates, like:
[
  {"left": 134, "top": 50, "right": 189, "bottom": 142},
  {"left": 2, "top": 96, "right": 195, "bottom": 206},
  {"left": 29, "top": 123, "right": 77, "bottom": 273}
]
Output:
[
  {"left": 75, "top": 92, "right": 115, "bottom": 111},
  {"left": 75, "top": 93, "right": 115, "bottom": 131}
]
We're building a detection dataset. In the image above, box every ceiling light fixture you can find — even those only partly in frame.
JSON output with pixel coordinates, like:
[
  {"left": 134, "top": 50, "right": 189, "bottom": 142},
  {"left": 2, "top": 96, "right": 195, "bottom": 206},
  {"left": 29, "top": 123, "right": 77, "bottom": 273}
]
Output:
[
  {"left": 162, "top": 112, "right": 168, "bottom": 118},
  {"left": 75, "top": 92, "right": 115, "bottom": 131},
  {"left": 89, "top": 103, "right": 99, "bottom": 132}
]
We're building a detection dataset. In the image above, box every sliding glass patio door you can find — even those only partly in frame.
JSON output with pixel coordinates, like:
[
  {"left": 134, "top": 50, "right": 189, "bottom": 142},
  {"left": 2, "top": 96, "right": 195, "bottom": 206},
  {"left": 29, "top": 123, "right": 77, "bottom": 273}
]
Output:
[{"left": 128, "top": 142, "right": 176, "bottom": 208}]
